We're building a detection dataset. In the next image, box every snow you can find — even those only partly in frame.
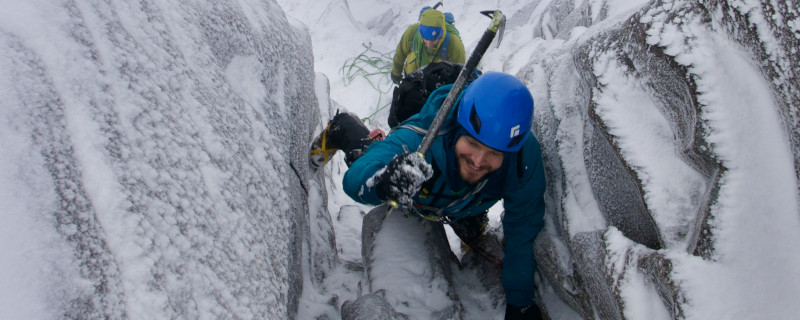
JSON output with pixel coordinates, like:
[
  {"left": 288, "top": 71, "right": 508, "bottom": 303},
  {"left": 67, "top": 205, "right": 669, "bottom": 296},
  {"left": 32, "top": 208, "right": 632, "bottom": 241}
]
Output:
[
  {"left": 0, "top": 132, "right": 56, "bottom": 320},
  {"left": 592, "top": 50, "right": 706, "bottom": 245},
  {"left": 604, "top": 228, "right": 672, "bottom": 320},
  {"left": 679, "top": 30, "right": 800, "bottom": 318},
  {"left": 369, "top": 212, "right": 456, "bottom": 318},
  {"left": 1, "top": 0, "right": 798, "bottom": 319}
]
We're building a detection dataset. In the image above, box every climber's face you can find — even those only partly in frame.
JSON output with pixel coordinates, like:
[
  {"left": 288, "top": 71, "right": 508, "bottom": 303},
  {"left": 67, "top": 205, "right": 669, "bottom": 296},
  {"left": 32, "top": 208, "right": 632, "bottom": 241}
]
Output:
[
  {"left": 454, "top": 135, "right": 504, "bottom": 184},
  {"left": 418, "top": 24, "right": 443, "bottom": 49},
  {"left": 423, "top": 38, "right": 439, "bottom": 49}
]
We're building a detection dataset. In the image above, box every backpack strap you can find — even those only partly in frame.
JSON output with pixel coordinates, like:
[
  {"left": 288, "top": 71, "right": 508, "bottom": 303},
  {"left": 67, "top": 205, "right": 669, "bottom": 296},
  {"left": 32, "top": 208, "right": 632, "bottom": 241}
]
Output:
[{"left": 438, "top": 31, "right": 450, "bottom": 61}]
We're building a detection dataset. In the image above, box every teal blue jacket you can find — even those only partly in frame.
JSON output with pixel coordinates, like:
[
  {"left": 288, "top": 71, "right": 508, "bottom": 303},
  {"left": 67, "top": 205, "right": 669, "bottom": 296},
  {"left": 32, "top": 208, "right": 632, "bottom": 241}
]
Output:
[{"left": 343, "top": 84, "right": 546, "bottom": 307}]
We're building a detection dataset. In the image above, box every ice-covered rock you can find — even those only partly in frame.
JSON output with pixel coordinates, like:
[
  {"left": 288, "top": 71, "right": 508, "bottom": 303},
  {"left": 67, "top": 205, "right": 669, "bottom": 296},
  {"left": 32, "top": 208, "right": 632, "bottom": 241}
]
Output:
[
  {"left": 528, "top": 0, "right": 800, "bottom": 318},
  {"left": 0, "top": 0, "right": 324, "bottom": 318}
]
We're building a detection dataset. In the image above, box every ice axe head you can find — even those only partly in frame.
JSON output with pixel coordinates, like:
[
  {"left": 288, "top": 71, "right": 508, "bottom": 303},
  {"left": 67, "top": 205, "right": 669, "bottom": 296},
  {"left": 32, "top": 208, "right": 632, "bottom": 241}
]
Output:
[{"left": 480, "top": 10, "right": 506, "bottom": 48}]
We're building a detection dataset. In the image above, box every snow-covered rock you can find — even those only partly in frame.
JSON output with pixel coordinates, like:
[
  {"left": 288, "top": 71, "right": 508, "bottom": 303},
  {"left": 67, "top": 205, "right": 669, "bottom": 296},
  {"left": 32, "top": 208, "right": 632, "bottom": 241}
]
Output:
[
  {"left": 528, "top": 0, "right": 800, "bottom": 318},
  {"left": 0, "top": 0, "right": 322, "bottom": 318}
]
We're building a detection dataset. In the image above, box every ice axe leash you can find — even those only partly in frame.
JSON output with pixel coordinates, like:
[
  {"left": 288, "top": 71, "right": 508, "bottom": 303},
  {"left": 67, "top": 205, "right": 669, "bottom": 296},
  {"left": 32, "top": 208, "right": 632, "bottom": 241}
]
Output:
[{"left": 386, "top": 10, "right": 506, "bottom": 209}]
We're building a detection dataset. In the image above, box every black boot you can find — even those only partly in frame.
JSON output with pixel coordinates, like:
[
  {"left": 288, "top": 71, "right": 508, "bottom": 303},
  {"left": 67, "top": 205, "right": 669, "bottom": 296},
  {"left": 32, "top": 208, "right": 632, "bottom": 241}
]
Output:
[
  {"left": 449, "top": 212, "right": 489, "bottom": 246},
  {"left": 310, "top": 111, "right": 371, "bottom": 170}
]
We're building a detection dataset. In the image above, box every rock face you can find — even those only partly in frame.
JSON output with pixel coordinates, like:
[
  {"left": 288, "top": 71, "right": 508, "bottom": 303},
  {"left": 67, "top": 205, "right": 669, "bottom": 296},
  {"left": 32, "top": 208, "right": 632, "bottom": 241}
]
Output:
[
  {"left": 0, "top": 0, "right": 319, "bottom": 318},
  {"left": 524, "top": 0, "right": 800, "bottom": 318},
  {"left": 341, "top": 292, "right": 410, "bottom": 320}
]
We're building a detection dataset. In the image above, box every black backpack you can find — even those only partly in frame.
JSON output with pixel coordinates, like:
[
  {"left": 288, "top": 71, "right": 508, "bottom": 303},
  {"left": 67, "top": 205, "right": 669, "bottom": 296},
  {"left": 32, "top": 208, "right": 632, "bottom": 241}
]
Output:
[{"left": 388, "top": 61, "right": 480, "bottom": 128}]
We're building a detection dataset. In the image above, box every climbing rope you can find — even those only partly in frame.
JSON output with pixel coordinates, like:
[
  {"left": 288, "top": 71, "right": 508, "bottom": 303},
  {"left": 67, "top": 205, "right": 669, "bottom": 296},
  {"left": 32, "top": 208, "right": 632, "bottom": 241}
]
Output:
[{"left": 339, "top": 42, "right": 395, "bottom": 123}]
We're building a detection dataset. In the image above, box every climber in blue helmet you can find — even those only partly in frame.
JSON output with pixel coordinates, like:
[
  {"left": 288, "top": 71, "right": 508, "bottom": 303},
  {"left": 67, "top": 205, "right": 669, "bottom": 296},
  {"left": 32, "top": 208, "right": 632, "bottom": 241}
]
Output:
[{"left": 313, "top": 72, "right": 546, "bottom": 319}]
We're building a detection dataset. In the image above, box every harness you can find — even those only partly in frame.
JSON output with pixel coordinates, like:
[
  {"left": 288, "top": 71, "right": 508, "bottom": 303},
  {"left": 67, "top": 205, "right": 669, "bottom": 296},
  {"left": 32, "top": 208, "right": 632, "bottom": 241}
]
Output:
[{"left": 408, "top": 179, "right": 488, "bottom": 223}]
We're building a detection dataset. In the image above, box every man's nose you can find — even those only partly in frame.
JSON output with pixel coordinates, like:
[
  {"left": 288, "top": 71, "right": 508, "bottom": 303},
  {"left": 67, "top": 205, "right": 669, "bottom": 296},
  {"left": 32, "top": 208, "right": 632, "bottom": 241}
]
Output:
[{"left": 471, "top": 151, "right": 487, "bottom": 167}]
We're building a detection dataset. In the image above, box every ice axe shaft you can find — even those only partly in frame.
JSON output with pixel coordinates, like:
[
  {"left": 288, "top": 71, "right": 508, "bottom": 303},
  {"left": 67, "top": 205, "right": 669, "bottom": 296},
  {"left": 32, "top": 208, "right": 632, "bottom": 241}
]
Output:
[{"left": 386, "top": 10, "right": 505, "bottom": 209}]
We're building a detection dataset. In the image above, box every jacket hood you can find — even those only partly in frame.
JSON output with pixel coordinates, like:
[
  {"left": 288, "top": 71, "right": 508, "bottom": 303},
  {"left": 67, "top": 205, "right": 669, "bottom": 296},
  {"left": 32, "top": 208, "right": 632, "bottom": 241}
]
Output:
[
  {"left": 419, "top": 9, "right": 446, "bottom": 37},
  {"left": 419, "top": 9, "right": 445, "bottom": 27}
]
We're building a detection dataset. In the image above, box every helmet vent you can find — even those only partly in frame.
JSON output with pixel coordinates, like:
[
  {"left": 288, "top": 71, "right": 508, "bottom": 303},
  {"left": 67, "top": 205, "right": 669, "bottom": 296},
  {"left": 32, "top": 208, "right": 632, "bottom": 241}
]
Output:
[
  {"left": 469, "top": 104, "right": 482, "bottom": 134},
  {"left": 507, "top": 133, "right": 524, "bottom": 149}
]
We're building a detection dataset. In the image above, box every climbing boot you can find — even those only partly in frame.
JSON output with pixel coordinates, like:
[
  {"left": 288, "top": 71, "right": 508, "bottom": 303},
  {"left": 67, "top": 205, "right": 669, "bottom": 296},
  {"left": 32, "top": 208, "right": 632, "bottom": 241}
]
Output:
[
  {"left": 450, "top": 212, "right": 489, "bottom": 248},
  {"left": 310, "top": 111, "right": 376, "bottom": 170}
]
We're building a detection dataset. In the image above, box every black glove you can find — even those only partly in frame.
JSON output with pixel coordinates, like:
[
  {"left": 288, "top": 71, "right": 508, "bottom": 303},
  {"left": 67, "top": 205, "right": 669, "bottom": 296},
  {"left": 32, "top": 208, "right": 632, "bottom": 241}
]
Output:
[
  {"left": 373, "top": 152, "right": 433, "bottom": 206},
  {"left": 505, "top": 303, "right": 542, "bottom": 320},
  {"left": 390, "top": 73, "right": 402, "bottom": 85}
]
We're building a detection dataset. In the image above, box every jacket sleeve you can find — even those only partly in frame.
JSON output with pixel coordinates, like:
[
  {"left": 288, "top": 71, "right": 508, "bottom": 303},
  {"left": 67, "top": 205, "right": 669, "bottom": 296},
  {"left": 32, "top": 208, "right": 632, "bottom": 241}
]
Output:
[
  {"left": 344, "top": 85, "right": 452, "bottom": 204},
  {"left": 447, "top": 32, "right": 466, "bottom": 64},
  {"left": 392, "top": 24, "right": 419, "bottom": 77},
  {"left": 343, "top": 128, "right": 423, "bottom": 205},
  {"left": 500, "top": 134, "right": 547, "bottom": 307}
]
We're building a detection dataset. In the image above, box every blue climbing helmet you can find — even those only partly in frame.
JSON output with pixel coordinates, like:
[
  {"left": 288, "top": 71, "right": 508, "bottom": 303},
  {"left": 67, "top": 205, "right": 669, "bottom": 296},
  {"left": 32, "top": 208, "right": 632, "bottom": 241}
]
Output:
[{"left": 456, "top": 72, "right": 534, "bottom": 152}]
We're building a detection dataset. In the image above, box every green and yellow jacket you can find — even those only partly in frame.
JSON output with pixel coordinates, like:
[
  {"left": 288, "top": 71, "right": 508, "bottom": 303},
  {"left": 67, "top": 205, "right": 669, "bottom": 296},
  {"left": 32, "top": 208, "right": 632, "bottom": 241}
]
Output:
[{"left": 391, "top": 18, "right": 465, "bottom": 77}]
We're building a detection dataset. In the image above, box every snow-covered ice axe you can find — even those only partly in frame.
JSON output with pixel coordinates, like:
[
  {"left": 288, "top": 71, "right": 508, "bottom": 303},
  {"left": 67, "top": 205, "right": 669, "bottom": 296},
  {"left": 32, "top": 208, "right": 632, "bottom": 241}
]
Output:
[{"left": 386, "top": 10, "right": 506, "bottom": 208}]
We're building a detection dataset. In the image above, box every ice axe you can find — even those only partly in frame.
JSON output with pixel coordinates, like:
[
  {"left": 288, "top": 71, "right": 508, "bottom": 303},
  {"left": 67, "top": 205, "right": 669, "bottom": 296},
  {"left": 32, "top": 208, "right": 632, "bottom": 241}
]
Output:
[
  {"left": 386, "top": 10, "right": 506, "bottom": 208},
  {"left": 481, "top": 10, "right": 506, "bottom": 48}
]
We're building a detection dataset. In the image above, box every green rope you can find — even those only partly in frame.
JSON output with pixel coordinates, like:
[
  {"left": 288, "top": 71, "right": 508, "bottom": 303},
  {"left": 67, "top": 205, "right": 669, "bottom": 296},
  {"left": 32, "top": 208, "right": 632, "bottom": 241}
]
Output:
[{"left": 339, "top": 42, "right": 395, "bottom": 123}]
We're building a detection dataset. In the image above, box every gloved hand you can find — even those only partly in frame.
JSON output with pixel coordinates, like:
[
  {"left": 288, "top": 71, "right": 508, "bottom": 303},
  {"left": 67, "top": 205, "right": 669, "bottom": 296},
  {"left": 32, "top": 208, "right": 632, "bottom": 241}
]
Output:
[
  {"left": 390, "top": 73, "right": 403, "bottom": 85},
  {"left": 373, "top": 152, "right": 433, "bottom": 206},
  {"left": 505, "top": 303, "right": 542, "bottom": 320}
]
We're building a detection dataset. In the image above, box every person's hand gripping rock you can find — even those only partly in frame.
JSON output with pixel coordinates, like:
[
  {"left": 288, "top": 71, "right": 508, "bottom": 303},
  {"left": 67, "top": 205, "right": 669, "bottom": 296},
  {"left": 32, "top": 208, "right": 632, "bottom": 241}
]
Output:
[{"left": 372, "top": 152, "right": 433, "bottom": 206}]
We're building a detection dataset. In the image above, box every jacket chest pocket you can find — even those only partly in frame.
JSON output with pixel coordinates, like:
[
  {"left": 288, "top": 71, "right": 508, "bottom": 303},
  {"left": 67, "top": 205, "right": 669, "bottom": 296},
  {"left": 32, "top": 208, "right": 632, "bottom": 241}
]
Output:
[{"left": 404, "top": 52, "right": 418, "bottom": 74}]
